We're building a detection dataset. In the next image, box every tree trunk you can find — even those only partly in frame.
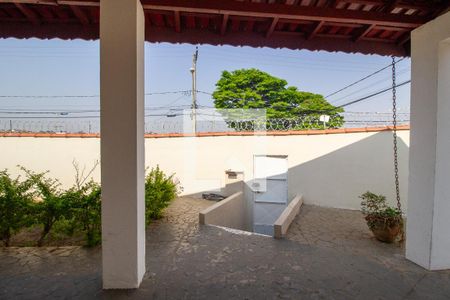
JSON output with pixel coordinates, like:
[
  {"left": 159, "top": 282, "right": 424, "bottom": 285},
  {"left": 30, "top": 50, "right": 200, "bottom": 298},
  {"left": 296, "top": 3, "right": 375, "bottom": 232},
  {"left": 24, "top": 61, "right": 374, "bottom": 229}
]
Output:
[
  {"left": 2, "top": 229, "right": 10, "bottom": 247},
  {"left": 37, "top": 223, "right": 51, "bottom": 247}
]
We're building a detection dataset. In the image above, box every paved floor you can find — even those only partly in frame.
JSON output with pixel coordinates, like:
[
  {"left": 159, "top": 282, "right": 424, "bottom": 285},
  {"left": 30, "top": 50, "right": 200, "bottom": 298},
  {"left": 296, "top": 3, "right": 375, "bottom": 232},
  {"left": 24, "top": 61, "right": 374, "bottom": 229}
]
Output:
[{"left": 1, "top": 197, "right": 450, "bottom": 299}]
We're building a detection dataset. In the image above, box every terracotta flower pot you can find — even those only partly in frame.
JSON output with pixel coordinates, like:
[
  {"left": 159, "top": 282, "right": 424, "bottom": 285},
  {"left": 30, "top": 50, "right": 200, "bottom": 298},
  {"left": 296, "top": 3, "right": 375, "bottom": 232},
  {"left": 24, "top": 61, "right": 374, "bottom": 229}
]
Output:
[{"left": 371, "top": 224, "right": 401, "bottom": 243}]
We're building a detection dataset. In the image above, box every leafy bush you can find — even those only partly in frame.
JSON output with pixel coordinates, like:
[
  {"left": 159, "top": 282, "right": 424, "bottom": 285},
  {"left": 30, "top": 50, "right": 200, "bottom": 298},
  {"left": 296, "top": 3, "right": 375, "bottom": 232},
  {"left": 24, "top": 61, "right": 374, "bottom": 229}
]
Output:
[
  {"left": 65, "top": 161, "right": 101, "bottom": 247},
  {"left": 145, "top": 166, "right": 181, "bottom": 225},
  {"left": 360, "top": 191, "right": 402, "bottom": 230},
  {"left": 0, "top": 170, "right": 35, "bottom": 246},
  {"left": 0, "top": 164, "right": 179, "bottom": 247},
  {"left": 65, "top": 182, "right": 101, "bottom": 246},
  {"left": 22, "top": 168, "right": 71, "bottom": 246}
]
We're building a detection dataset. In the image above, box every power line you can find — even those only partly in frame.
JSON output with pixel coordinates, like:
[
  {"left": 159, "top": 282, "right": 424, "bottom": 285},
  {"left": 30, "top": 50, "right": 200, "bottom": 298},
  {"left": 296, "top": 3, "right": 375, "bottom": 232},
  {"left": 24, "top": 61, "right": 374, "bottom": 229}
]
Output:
[
  {"left": 329, "top": 68, "right": 410, "bottom": 106},
  {"left": 337, "top": 80, "right": 411, "bottom": 108},
  {"left": 325, "top": 57, "right": 407, "bottom": 99},
  {"left": 0, "top": 112, "right": 193, "bottom": 119},
  {"left": 0, "top": 90, "right": 194, "bottom": 99}
]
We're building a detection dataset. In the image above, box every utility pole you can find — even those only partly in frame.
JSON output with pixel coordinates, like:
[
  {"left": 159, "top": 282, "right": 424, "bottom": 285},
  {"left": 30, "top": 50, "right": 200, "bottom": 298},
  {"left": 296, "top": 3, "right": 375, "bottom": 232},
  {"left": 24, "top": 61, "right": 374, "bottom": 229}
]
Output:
[{"left": 190, "top": 46, "right": 198, "bottom": 134}]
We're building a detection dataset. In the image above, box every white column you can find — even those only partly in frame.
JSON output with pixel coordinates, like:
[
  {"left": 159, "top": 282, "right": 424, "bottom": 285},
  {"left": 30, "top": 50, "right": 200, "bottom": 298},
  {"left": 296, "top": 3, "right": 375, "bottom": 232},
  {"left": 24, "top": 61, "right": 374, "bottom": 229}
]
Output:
[
  {"left": 406, "top": 12, "right": 450, "bottom": 270},
  {"left": 100, "top": 0, "right": 145, "bottom": 288}
]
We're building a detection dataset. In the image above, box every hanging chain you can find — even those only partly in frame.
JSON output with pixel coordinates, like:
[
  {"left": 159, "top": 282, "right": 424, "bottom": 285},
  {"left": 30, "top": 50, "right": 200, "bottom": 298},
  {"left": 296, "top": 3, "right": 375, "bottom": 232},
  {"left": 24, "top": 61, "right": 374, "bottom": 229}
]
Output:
[{"left": 392, "top": 56, "right": 401, "bottom": 213}]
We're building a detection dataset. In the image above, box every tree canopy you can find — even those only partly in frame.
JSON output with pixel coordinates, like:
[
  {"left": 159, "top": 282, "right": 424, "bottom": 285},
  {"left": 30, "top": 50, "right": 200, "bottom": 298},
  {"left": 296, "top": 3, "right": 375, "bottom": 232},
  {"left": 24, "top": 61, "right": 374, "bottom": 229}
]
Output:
[{"left": 212, "top": 68, "right": 344, "bottom": 129}]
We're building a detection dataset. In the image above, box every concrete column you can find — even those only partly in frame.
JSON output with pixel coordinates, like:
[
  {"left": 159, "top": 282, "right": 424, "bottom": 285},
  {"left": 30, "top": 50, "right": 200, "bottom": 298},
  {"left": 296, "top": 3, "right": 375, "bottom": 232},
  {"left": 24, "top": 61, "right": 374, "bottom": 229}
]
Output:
[
  {"left": 406, "top": 12, "right": 450, "bottom": 270},
  {"left": 100, "top": 0, "right": 145, "bottom": 288}
]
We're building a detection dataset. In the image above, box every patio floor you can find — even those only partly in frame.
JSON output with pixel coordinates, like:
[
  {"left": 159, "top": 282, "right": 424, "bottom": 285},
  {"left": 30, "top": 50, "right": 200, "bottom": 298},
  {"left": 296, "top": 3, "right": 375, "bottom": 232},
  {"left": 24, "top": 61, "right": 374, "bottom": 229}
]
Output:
[{"left": 1, "top": 197, "right": 450, "bottom": 299}]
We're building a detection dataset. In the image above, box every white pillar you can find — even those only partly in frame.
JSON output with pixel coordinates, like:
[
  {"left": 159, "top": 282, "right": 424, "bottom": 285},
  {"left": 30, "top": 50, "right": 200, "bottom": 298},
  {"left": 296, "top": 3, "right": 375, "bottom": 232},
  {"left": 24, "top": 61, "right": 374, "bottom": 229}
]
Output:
[
  {"left": 407, "top": 12, "right": 450, "bottom": 270},
  {"left": 100, "top": 0, "right": 145, "bottom": 288}
]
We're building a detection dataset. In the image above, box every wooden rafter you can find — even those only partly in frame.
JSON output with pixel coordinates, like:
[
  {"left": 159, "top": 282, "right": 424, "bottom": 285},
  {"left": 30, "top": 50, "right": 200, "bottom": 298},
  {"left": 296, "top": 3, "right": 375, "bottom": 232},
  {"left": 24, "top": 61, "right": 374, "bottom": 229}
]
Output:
[
  {"left": 307, "top": 20, "right": 324, "bottom": 39},
  {"left": 14, "top": 3, "right": 40, "bottom": 25},
  {"left": 174, "top": 10, "right": 180, "bottom": 32},
  {"left": 220, "top": 13, "right": 228, "bottom": 35},
  {"left": 337, "top": 0, "right": 430, "bottom": 11},
  {"left": 397, "top": 31, "right": 410, "bottom": 45},
  {"left": 0, "top": 0, "right": 448, "bottom": 57},
  {"left": 327, "top": 0, "right": 337, "bottom": 8},
  {"left": 353, "top": 23, "right": 375, "bottom": 42},
  {"left": 379, "top": 0, "right": 397, "bottom": 13},
  {"left": 0, "top": 0, "right": 100, "bottom": 6},
  {"left": 266, "top": 16, "right": 278, "bottom": 38},
  {"left": 0, "top": 0, "right": 57, "bottom": 5},
  {"left": 70, "top": 5, "right": 89, "bottom": 25},
  {"left": 141, "top": 0, "right": 427, "bottom": 28}
]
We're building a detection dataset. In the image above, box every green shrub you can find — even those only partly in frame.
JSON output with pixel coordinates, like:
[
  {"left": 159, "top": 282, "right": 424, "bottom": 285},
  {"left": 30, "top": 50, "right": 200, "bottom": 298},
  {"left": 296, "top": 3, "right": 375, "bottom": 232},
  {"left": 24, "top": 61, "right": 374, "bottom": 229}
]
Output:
[
  {"left": 1, "top": 163, "right": 180, "bottom": 246},
  {"left": 0, "top": 170, "right": 35, "bottom": 246},
  {"left": 360, "top": 191, "right": 402, "bottom": 230},
  {"left": 65, "top": 161, "right": 101, "bottom": 247},
  {"left": 66, "top": 181, "right": 101, "bottom": 247},
  {"left": 22, "top": 168, "right": 71, "bottom": 246},
  {"left": 145, "top": 166, "right": 180, "bottom": 226}
]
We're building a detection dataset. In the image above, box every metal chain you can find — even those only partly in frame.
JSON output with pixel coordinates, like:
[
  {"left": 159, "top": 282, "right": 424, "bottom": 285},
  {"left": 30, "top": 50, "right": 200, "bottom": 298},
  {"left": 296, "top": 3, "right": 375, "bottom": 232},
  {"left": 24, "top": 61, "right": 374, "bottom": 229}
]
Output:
[{"left": 392, "top": 56, "right": 401, "bottom": 213}]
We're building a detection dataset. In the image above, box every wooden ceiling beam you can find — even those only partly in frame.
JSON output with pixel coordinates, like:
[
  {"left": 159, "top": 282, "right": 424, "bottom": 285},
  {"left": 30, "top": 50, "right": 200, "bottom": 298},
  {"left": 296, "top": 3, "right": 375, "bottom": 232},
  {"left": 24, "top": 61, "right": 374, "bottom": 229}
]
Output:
[
  {"left": 326, "top": 0, "right": 337, "bottom": 8},
  {"left": 0, "top": 0, "right": 100, "bottom": 5},
  {"left": 396, "top": 31, "right": 410, "bottom": 45},
  {"left": 266, "top": 16, "right": 278, "bottom": 37},
  {"left": 323, "top": 21, "right": 361, "bottom": 28},
  {"left": 58, "top": 0, "right": 98, "bottom": 6},
  {"left": 374, "top": 24, "right": 407, "bottom": 31},
  {"left": 352, "top": 23, "right": 375, "bottom": 42},
  {"left": 379, "top": 0, "right": 397, "bottom": 13},
  {"left": 220, "top": 13, "right": 228, "bottom": 35},
  {"left": 69, "top": 5, "right": 89, "bottom": 25},
  {"left": 0, "top": 0, "right": 58, "bottom": 5},
  {"left": 141, "top": 0, "right": 428, "bottom": 28},
  {"left": 0, "top": 0, "right": 441, "bottom": 12},
  {"left": 337, "top": 0, "right": 431, "bottom": 11},
  {"left": 14, "top": 2, "right": 40, "bottom": 25},
  {"left": 174, "top": 10, "right": 180, "bottom": 32},
  {"left": 307, "top": 20, "right": 324, "bottom": 39},
  {"left": 229, "top": 15, "right": 269, "bottom": 22}
]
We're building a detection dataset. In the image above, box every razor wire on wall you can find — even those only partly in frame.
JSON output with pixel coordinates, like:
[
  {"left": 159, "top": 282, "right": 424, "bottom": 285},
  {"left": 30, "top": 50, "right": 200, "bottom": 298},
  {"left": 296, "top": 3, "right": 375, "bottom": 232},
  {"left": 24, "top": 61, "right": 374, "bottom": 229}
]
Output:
[{"left": 0, "top": 111, "right": 410, "bottom": 134}]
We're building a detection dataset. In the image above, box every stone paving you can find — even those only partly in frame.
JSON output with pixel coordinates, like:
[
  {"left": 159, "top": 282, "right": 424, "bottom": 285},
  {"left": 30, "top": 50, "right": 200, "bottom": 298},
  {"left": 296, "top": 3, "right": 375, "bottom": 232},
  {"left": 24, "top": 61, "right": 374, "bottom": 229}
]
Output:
[{"left": 1, "top": 197, "right": 450, "bottom": 299}]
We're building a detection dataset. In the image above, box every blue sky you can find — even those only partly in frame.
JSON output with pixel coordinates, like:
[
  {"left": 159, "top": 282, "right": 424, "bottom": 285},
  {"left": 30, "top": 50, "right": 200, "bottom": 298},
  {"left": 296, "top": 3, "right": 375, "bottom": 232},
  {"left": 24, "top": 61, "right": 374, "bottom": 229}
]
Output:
[{"left": 0, "top": 38, "right": 411, "bottom": 115}]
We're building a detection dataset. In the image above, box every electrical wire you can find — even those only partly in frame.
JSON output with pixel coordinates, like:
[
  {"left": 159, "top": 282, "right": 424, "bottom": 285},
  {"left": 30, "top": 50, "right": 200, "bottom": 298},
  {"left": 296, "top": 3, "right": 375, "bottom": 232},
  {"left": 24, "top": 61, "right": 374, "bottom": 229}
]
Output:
[
  {"left": 329, "top": 68, "right": 410, "bottom": 106},
  {"left": 337, "top": 80, "right": 411, "bottom": 108},
  {"left": 0, "top": 90, "right": 193, "bottom": 99},
  {"left": 325, "top": 57, "right": 406, "bottom": 99}
]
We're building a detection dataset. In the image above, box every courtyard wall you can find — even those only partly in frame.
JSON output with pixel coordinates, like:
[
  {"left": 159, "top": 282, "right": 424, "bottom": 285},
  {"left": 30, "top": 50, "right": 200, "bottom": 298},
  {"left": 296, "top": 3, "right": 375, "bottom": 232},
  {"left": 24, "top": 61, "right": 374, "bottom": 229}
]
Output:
[{"left": 0, "top": 127, "right": 409, "bottom": 210}]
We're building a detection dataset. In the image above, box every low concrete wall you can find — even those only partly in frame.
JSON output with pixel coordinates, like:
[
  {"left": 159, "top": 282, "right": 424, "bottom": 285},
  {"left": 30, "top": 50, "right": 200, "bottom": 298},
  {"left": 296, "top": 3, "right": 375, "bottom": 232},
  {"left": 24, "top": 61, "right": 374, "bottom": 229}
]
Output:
[
  {"left": 0, "top": 127, "right": 410, "bottom": 210},
  {"left": 199, "top": 192, "right": 247, "bottom": 231},
  {"left": 274, "top": 195, "right": 303, "bottom": 239}
]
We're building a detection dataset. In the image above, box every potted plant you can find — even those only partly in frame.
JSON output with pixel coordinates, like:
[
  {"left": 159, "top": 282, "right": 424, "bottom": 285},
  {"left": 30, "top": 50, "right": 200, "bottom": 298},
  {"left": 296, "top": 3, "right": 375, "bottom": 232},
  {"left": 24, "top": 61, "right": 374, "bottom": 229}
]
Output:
[{"left": 360, "top": 191, "right": 403, "bottom": 243}]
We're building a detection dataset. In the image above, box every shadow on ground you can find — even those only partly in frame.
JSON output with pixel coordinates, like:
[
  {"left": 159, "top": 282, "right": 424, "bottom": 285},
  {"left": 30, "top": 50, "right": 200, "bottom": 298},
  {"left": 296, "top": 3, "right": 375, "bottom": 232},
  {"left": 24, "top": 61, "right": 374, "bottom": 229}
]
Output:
[{"left": 1, "top": 197, "right": 449, "bottom": 299}]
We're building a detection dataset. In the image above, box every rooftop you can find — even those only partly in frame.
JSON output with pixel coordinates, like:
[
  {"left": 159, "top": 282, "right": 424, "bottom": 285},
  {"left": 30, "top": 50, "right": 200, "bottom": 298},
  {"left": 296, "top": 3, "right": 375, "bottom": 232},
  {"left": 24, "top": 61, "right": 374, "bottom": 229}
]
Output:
[{"left": 0, "top": 0, "right": 449, "bottom": 56}]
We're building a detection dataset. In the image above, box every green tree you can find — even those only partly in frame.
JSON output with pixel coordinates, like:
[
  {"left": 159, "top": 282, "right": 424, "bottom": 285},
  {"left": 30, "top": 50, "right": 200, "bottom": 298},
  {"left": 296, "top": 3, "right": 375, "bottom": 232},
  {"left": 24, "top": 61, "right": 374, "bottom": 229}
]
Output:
[
  {"left": 212, "top": 68, "right": 344, "bottom": 129},
  {"left": 0, "top": 170, "right": 35, "bottom": 246}
]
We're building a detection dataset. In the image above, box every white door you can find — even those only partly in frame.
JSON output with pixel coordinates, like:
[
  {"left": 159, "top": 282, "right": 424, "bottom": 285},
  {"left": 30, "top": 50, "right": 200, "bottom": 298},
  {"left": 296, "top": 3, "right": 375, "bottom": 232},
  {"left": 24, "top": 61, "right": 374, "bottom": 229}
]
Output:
[{"left": 252, "top": 155, "right": 288, "bottom": 235}]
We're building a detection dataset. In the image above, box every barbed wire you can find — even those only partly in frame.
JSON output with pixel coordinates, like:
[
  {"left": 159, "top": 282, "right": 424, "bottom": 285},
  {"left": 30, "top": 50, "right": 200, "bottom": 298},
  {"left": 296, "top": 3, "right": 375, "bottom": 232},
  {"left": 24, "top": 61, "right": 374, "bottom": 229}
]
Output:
[{"left": 0, "top": 112, "right": 410, "bottom": 134}]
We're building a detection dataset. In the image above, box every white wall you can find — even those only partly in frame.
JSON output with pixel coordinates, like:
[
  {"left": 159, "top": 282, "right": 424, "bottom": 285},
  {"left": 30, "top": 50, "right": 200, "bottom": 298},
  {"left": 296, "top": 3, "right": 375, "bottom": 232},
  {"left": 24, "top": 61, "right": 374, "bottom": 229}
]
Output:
[
  {"left": 199, "top": 191, "right": 247, "bottom": 231},
  {"left": 407, "top": 11, "right": 450, "bottom": 270},
  {"left": 0, "top": 129, "right": 409, "bottom": 210}
]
